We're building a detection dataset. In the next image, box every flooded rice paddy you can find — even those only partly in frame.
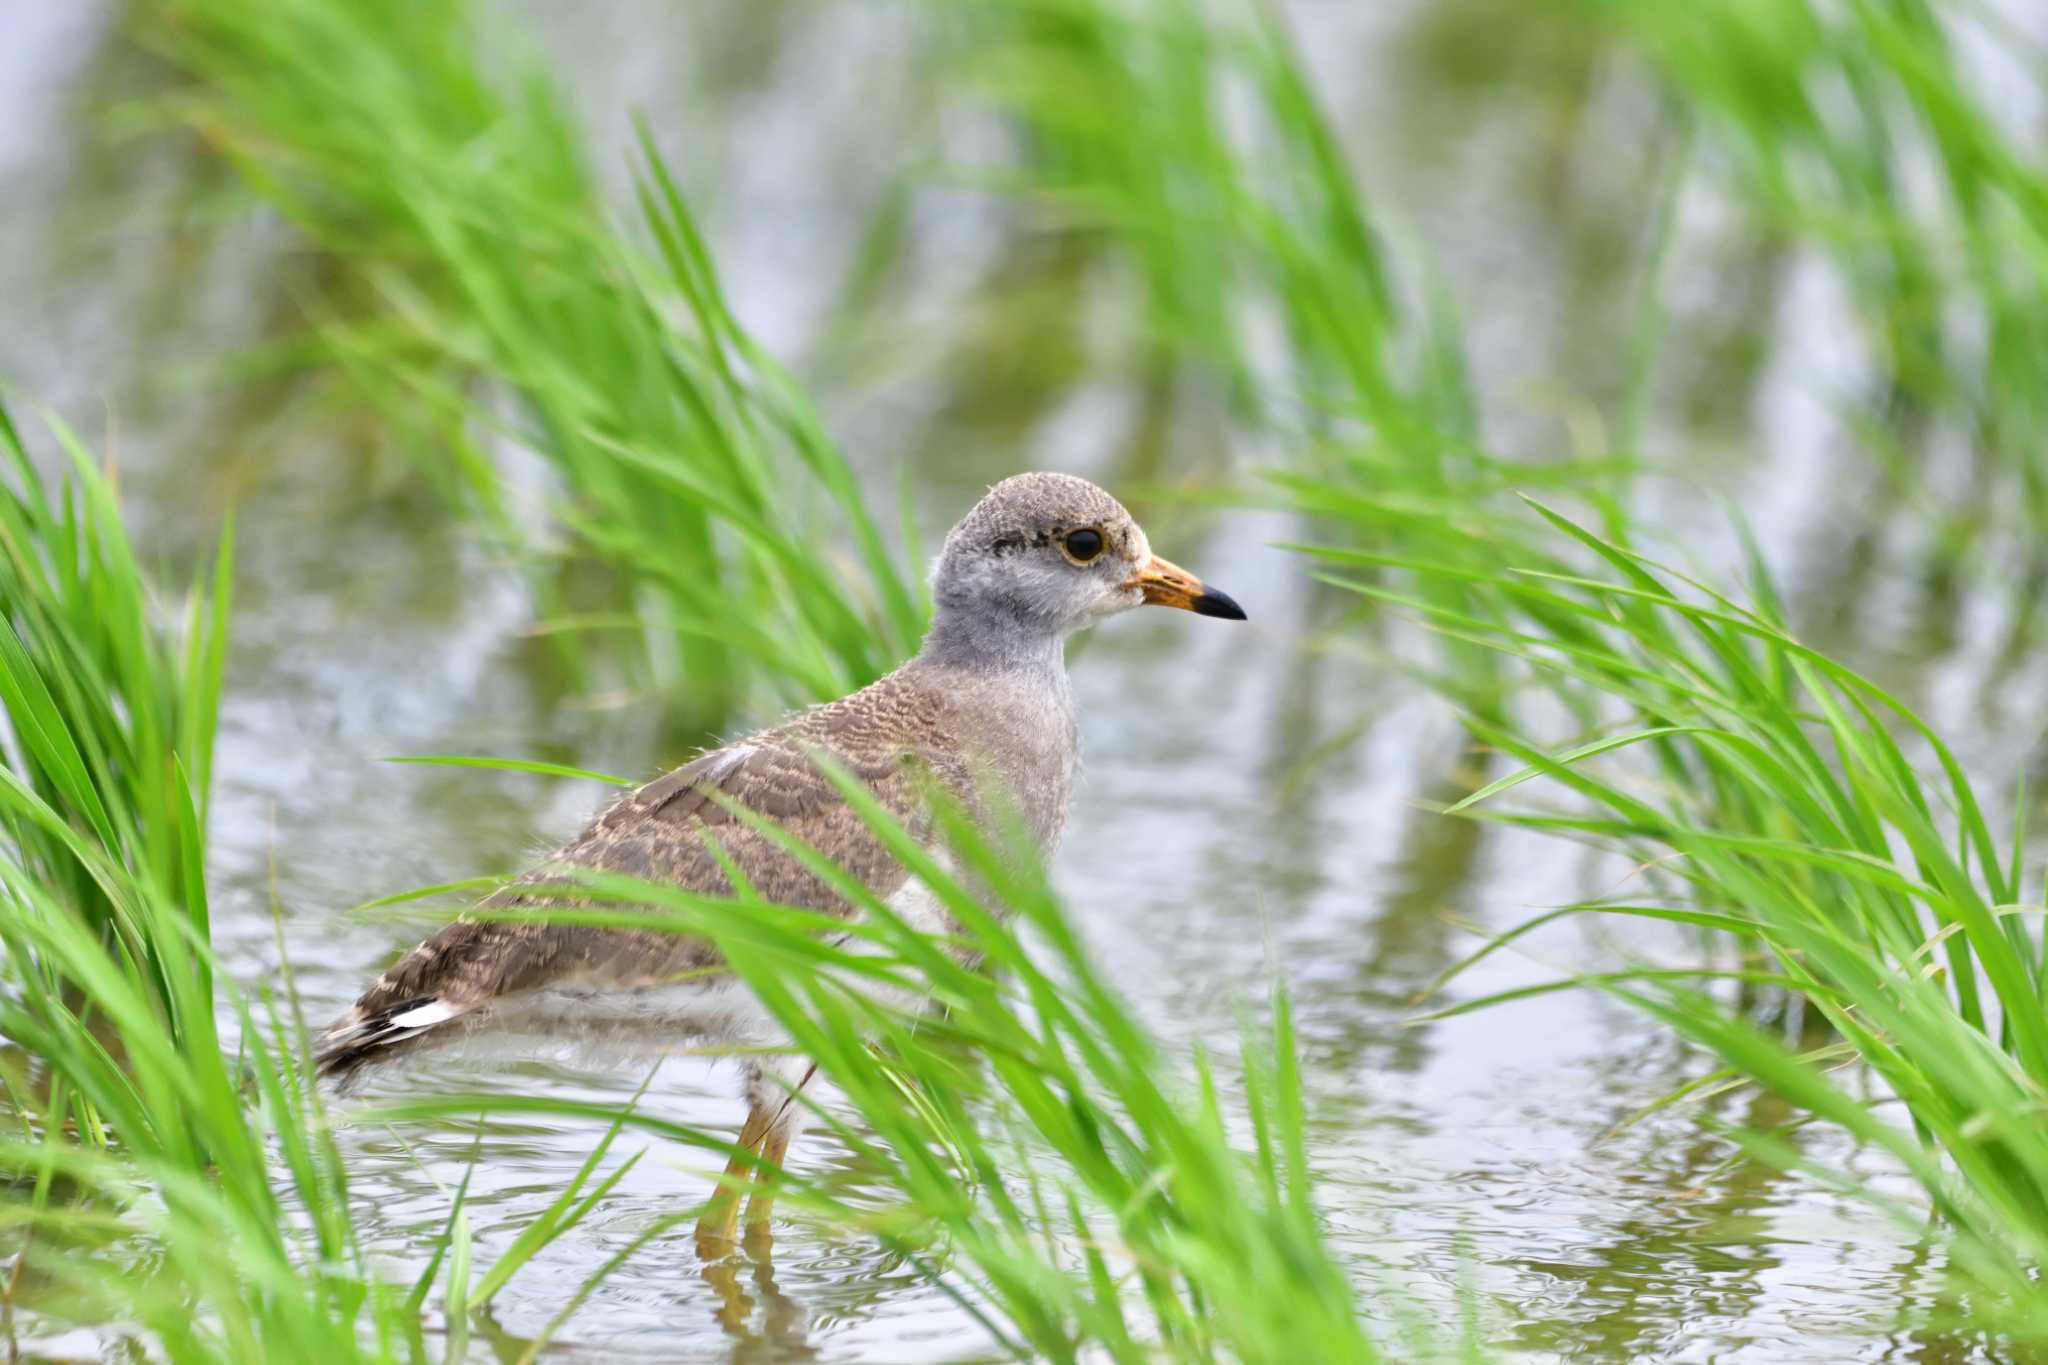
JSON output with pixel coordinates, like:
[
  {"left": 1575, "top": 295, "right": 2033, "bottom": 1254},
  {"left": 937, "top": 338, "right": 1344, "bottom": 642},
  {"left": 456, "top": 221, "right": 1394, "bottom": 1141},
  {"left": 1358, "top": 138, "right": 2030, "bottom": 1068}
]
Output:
[{"left": 5, "top": 1, "right": 2046, "bottom": 1359}]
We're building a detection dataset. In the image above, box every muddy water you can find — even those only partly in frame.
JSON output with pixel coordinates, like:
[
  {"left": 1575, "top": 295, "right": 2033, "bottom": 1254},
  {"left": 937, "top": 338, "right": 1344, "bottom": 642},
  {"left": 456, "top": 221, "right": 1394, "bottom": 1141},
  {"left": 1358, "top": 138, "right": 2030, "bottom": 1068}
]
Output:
[{"left": 2, "top": 2, "right": 2037, "bottom": 1360}]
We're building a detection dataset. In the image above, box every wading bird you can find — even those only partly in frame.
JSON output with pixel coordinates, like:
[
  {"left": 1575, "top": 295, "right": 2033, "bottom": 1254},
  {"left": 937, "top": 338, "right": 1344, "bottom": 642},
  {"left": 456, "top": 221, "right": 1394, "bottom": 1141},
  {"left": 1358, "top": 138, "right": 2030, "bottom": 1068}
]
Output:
[{"left": 317, "top": 472, "right": 1246, "bottom": 1250}]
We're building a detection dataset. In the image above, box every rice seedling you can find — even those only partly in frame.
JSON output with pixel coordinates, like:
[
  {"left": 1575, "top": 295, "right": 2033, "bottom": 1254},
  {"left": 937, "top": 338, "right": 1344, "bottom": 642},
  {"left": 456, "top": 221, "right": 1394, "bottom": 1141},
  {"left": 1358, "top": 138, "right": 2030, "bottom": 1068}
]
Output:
[
  {"left": 359, "top": 769, "right": 1393, "bottom": 1364},
  {"left": 947, "top": 0, "right": 2048, "bottom": 1338},
  {"left": 0, "top": 847, "right": 394, "bottom": 1363},
  {"left": 0, "top": 403, "right": 378, "bottom": 1359},
  {"left": 943, "top": 12, "right": 2048, "bottom": 1334},
  {"left": 929, "top": 0, "right": 1441, "bottom": 431},
  {"left": 0, "top": 399, "right": 1416, "bottom": 1359},
  {"left": 0, "top": 407, "right": 666, "bottom": 1362},
  {"left": 1235, "top": 8, "right": 2048, "bottom": 1310},
  {"left": 0, "top": 404, "right": 229, "bottom": 1023},
  {"left": 1295, "top": 494, "right": 2048, "bottom": 1336},
  {"left": 136, "top": 0, "right": 925, "bottom": 730},
  {"left": 1604, "top": 0, "right": 2048, "bottom": 510},
  {"left": 60, "top": 0, "right": 2048, "bottom": 1353}
]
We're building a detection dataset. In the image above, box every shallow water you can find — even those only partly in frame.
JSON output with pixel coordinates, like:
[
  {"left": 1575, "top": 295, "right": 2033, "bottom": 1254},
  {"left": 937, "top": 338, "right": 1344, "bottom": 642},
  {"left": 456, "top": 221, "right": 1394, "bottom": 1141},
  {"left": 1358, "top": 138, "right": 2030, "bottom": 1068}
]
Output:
[{"left": 2, "top": 2, "right": 2042, "bottom": 1360}]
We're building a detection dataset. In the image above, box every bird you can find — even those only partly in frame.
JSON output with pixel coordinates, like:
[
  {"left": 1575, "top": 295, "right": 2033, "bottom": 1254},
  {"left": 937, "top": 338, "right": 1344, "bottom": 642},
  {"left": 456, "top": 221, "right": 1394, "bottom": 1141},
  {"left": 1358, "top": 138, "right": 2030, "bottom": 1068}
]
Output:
[{"left": 315, "top": 471, "right": 1246, "bottom": 1250}]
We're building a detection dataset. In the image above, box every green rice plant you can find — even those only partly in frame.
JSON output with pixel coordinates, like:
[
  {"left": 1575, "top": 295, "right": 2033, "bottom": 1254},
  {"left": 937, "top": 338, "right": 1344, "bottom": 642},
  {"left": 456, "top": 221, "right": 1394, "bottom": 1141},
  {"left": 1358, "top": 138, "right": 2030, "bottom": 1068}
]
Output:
[
  {"left": 955, "top": 13, "right": 2048, "bottom": 1322},
  {"left": 952, "top": 15, "right": 2048, "bottom": 1310},
  {"left": 0, "top": 404, "right": 229, "bottom": 1023},
  {"left": 0, "top": 765, "right": 680, "bottom": 1362},
  {"left": 0, "top": 404, "right": 385, "bottom": 1359},
  {"left": 920, "top": 0, "right": 1647, "bottom": 723},
  {"left": 0, "top": 834, "right": 392, "bottom": 1362},
  {"left": 363, "top": 769, "right": 1397, "bottom": 1364},
  {"left": 0, "top": 784, "right": 644, "bottom": 1364},
  {"left": 1602, "top": 0, "right": 2048, "bottom": 527},
  {"left": 1297, "top": 495, "right": 2048, "bottom": 1332},
  {"left": 0, "top": 406, "right": 671, "bottom": 1363},
  {"left": 931, "top": 0, "right": 1461, "bottom": 435},
  {"left": 0, "top": 399, "right": 1417, "bottom": 1359},
  {"left": 136, "top": 0, "right": 925, "bottom": 728},
  {"left": 933, "top": 0, "right": 1688, "bottom": 469}
]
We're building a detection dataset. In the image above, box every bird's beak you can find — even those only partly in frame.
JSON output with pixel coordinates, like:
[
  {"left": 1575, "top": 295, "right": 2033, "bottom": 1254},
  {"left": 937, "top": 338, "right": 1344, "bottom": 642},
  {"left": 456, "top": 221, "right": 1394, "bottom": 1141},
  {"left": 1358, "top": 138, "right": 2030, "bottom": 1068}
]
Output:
[{"left": 1124, "top": 554, "right": 1248, "bottom": 620}]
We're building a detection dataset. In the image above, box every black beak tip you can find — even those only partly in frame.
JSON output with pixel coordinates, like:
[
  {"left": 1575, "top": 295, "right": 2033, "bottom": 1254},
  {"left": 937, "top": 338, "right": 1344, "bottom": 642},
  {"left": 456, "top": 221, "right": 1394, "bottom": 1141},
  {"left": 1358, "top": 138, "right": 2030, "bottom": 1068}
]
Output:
[{"left": 1192, "top": 588, "right": 1248, "bottom": 621}]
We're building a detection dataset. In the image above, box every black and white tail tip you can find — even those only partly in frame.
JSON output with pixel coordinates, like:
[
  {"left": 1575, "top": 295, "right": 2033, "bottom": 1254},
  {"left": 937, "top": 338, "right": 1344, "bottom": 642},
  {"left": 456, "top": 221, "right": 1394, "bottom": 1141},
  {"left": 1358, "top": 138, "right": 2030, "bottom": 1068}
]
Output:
[{"left": 314, "top": 996, "right": 459, "bottom": 1083}]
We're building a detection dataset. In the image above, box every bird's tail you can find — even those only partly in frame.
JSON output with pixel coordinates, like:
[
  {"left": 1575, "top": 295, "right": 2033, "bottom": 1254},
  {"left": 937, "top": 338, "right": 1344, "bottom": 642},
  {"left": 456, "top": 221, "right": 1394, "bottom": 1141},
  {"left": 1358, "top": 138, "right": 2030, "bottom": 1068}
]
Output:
[{"left": 314, "top": 996, "right": 466, "bottom": 1086}]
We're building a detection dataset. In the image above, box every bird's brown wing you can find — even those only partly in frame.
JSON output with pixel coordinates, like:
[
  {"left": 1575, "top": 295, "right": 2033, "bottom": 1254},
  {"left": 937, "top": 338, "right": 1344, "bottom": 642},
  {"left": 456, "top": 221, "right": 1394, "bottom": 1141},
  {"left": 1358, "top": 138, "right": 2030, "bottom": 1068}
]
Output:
[
  {"left": 318, "top": 677, "right": 959, "bottom": 1079},
  {"left": 560, "top": 732, "right": 926, "bottom": 910}
]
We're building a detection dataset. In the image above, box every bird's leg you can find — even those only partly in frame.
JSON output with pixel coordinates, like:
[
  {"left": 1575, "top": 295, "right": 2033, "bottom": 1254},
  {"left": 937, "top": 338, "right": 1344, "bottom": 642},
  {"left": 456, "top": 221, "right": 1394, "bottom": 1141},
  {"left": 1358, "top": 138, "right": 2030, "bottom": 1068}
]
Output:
[
  {"left": 694, "top": 1101, "right": 773, "bottom": 1256},
  {"left": 741, "top": 1126, "right": 792, "bottom": 1234},
  {"left": 742, "top": 1063, "right": 816, "bottom": 1233}
]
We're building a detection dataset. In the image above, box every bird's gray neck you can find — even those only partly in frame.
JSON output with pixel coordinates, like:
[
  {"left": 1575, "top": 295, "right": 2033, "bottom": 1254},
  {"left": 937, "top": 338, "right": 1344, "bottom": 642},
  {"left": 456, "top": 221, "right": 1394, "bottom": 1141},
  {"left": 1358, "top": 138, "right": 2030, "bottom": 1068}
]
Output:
[
  {"left": 907, "top": 607, "right": 1079, "bottom": 855},
  {"left": 912, "top": 608, "right": 1070, "bottom": 677}
]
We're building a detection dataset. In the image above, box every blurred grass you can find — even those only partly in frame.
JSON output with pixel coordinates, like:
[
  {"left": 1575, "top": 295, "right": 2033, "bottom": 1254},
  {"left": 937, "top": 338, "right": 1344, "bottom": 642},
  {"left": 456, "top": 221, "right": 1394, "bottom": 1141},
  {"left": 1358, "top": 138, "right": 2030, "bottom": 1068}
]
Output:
[
  {"left": 1598, "top": 0, "right": 2048, "bottom": 670},
  {"left": 136, "top": 0, "right": 925, "bottom": 734},
  {"left": 1612, "top": 0, "right": 2048, "bottom": 470}
]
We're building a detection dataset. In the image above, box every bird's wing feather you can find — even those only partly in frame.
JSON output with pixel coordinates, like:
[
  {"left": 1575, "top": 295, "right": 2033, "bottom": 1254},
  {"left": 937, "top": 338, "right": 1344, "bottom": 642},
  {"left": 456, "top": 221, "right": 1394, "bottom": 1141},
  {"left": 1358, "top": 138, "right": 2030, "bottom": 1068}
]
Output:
[{"left": 317, "top": 673, "right": 957, "bottom": 1079}]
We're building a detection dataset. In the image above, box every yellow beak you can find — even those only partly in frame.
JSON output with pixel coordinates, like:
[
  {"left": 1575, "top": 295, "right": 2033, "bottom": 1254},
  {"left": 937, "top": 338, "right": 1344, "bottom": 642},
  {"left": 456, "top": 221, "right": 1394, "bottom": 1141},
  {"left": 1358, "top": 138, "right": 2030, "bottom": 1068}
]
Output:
[{"left": 1123, "top": 554, "right": 1247, "bottom": 620}]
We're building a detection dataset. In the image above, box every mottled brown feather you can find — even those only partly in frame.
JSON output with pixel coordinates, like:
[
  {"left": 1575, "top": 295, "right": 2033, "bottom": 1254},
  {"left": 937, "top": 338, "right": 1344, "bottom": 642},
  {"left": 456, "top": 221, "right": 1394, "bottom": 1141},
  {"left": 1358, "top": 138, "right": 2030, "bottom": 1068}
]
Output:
[{"left": 317, "top": 664, "right": 974, "bottom": 1076}]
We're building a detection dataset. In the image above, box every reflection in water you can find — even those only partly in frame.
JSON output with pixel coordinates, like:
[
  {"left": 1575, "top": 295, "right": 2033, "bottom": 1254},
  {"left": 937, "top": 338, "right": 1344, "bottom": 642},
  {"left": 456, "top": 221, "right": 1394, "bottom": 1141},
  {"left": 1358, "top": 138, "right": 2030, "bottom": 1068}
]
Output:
[
  {"left": 701, "top": 1229, "right": 817, "bottom": 1362},
  {"left": 471, "top": 1227, "right": 821, "bottom": 1363},
  {"left": 1508, "top": 1089, "right": 1808, "bottom": 1359},
  {"left": 1355, "top": 767, "right": 1494, "bottom": 1079}
]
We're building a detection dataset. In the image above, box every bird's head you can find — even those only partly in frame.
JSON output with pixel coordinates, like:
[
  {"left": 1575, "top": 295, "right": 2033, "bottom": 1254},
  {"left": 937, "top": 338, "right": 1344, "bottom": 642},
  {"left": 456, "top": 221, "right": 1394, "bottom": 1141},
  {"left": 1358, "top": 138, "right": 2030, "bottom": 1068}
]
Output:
[{"left": 929, "top": 472, "right": 1245, "bottom": 653}]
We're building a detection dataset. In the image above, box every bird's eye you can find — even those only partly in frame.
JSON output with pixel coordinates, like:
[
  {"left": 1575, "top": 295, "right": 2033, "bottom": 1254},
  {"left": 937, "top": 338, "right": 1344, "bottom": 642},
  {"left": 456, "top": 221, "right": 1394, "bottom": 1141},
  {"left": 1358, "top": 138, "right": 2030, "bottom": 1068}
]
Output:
[{"left": 1062, "top": 528, "right": 1105, "bottom": 563}]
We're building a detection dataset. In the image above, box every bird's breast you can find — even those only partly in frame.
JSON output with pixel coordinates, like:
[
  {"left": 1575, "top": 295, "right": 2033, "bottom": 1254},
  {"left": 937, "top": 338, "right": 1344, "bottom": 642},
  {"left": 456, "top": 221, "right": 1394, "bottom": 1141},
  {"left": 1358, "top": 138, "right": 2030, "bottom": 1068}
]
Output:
[{"left": 973, "top": 665, "right": 1079, "bottom": 854}]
